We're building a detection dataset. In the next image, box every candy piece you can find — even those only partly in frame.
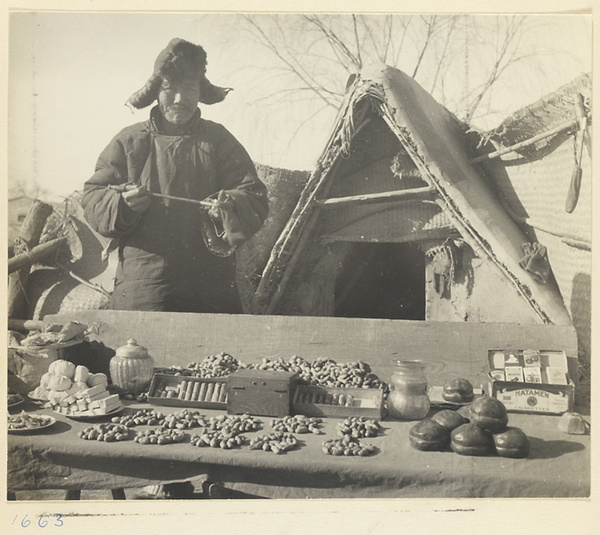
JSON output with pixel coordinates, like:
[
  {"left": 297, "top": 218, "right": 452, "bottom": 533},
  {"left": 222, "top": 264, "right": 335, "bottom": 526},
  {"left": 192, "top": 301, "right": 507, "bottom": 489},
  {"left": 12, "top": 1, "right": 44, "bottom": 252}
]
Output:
[
  {"left": 74, "top": 365, "right": 90, "bottom": 383},
  {"left": 442, "top": 378, "right": 474, "bottom": 403},
  {"left": 191, "top": 382, "right": 201, "bottom": 401},
  {"left": 451, "top": 423, "right": 493, "bottom": 456},
  {"left": 87, "top": 391, "right": 110, "bottom": 403},
  {"left": 410, "top": 420, "right": 451, "bottom": 451},
  {"left": 493, "top": 427, "right": 530, "bottom": 458}
]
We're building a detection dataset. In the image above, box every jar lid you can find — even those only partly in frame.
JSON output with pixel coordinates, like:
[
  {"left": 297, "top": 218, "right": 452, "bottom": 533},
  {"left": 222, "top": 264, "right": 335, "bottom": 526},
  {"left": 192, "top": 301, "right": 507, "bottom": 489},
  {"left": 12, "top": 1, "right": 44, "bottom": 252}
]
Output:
[
  {"left": 395, "top": 359, "right": 427, "bottom": 368},
  {"left": 115, "top": 338, "right": 149, "bottom": 358}
]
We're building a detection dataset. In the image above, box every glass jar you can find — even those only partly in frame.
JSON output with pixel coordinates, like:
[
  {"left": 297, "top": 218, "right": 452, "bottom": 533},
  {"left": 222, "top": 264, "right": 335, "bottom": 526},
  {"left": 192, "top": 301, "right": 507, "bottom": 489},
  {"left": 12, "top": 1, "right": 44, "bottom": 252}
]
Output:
[
  {"left": 387, "top": 360, "right": 430, "bottom": 420},
  {"left": 109, "top": 339, "right": 155, "bottom": 395}
]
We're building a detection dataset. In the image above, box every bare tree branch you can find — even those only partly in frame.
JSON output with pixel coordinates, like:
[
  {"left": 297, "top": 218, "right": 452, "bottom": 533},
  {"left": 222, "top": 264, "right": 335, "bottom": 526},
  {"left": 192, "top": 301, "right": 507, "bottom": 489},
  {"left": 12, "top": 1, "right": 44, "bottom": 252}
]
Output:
[
  {"left": 241, "top": 14, "right": 565, "bottom": 134},
  {"left": 244, "top": 16, "right": 341, "bottom": 108},
  {"left": 352, "top": 15, "right": 363, "bottom": 69},
  {"left": 464, "top": 16, "right": 529, "bottom": 122},
  {"left": 429, "top": 16, "right": 460, "bottom": 95},
  {"left": 412, "top": 15, "right": 438, "bottom": 78}
]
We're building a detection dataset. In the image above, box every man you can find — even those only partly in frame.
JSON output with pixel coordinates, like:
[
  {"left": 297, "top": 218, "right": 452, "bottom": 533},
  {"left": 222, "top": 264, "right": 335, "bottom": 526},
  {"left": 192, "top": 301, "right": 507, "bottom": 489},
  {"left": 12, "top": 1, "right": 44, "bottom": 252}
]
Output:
[{"left": 82, "top": 38, "right": 268, "bottom": 314}]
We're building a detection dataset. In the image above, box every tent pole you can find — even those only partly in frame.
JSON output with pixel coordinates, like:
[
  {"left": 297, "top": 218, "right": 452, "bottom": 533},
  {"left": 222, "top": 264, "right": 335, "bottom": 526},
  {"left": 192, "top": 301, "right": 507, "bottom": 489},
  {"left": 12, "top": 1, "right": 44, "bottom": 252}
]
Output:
[{"left": 470, "top": 115, "right": 588, "bottom": 164}]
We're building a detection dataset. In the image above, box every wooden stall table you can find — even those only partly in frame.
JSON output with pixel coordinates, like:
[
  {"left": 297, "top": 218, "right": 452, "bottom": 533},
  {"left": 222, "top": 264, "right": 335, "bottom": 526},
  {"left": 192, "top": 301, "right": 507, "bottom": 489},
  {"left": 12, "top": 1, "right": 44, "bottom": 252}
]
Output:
[{"left": 7, "top": 311, "right": 589, "bottom": 499}]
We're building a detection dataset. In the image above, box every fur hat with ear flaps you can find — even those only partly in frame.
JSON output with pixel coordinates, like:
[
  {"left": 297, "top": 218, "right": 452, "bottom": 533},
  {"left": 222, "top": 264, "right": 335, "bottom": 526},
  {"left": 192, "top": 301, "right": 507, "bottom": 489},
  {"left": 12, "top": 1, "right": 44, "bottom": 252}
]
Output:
[{"left": 126, "top": 38, "right": 232, "bottom": 109}]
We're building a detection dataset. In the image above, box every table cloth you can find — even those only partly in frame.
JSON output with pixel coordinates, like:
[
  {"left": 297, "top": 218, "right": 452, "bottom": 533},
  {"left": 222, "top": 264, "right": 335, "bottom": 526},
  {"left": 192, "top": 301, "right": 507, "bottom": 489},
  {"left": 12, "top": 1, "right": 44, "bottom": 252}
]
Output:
[{"left": 8, "top": 401, "right": 590, "bottom": 499}]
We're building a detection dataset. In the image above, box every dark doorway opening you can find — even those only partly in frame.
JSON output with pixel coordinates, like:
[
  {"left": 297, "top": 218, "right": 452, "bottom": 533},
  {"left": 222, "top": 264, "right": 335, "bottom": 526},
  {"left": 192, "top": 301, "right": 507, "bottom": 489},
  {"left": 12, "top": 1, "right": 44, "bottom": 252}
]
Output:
[{"left": 334, "top": 242, "right": 425, "bottom": 320}]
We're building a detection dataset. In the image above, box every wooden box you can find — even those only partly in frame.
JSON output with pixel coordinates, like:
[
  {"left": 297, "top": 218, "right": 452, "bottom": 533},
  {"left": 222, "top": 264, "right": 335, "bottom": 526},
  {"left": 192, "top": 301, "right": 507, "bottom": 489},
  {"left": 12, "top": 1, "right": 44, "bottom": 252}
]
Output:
[
  {"left": 488, "top": 349, "right": 575, "bottom": 414},
  {"left": 148, "top": 373, "right": 227, "bottom": 410},
  {"left": 227, "top": 369, "right": 299, "bottom": 417},
  {"left": 292, "top": 384, "right": 383, "bottom": 419}
]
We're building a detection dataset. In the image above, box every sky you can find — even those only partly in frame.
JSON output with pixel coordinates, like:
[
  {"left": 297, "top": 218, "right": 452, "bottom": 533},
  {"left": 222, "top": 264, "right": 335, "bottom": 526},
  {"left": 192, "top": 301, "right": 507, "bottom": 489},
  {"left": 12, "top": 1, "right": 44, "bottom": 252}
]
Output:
[{"left": 7, "top": 11, "right": 592, "bottom": 202}]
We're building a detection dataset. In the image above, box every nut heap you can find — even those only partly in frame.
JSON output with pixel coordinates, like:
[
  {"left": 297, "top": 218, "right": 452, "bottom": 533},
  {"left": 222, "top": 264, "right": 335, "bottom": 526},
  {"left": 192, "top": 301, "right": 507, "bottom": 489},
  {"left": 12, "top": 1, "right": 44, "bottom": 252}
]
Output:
[
  {"left": 134, "top": 428, "right": 187, "bottom": 445},
  {"left": 293, "top": 358, "right": 384, "bottom": 389},
  {"left": 248, "top": 431, "right": 298, "bottom": 454},
  {"left": 246, "top": 356, "right": 295, "bottom": 372},
  {"left": 190, "top": 414, "right": 261, "bottom": 450},
  {"left": 322, "top": 435, "right": 377, "bottom": 457},
  {"left": 162, "top": 352, "right": 241, "bottom": 378},
  {"left": 270, "top": 415, "right": 323, "bottom": 434},
  {"left": 206, "top": 414, "right": 262, "bottom": 433},
  {"left": 336, "top": 416, "right": 381, "bottom": 438},
  {"left": 190, "top": 430, "right": 246, "bottom": 450},
  {"left": 160, "top": 409, "right": 208, "bottom": 430},
  {"left": 159, "top": 354, "right": 386, "bottom": 390},
  {"left": 111, "top": 408, "right": 166, "bottom": 427},
  {"left": 78, "top": 423, "right": 131, "bottom": 442}
]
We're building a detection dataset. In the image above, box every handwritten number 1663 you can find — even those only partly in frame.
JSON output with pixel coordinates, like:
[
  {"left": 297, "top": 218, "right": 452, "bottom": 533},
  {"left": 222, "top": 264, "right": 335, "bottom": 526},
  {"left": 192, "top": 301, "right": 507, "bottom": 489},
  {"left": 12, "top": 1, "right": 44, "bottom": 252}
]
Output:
[{"left": 12, "top": 514, "right": 64, "bottom": 528}]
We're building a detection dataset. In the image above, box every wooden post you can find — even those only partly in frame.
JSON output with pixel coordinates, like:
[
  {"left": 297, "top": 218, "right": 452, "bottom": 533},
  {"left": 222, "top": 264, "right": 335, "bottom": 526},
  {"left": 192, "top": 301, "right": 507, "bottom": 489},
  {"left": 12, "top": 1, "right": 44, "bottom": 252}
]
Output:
[
  {"left": 8, "top": 237, "right": 68, "bottom": 274},
  {"left": 7, "top": 319, "right": 45, "bottom": 332},
  {"left": 8, "top": 200, "right": 54, "bottom": 320}
]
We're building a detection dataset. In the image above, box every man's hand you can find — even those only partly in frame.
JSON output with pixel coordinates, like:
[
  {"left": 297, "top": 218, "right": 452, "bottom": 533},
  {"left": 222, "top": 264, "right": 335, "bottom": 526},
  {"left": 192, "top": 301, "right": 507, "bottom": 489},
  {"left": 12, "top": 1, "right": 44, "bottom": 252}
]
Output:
[
  {"left": 208, "top": 190, "right": 232, "bottom": 222},
  {"left": 122, "top": 185, "right": 151, "bottom": 214}
]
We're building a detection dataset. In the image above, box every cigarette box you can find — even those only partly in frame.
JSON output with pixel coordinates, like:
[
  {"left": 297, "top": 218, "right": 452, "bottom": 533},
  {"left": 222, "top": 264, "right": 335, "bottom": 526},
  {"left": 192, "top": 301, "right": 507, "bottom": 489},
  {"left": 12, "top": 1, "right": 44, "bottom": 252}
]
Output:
[{"left": 488, "top": 349, "right": 574, "bottom": 414}]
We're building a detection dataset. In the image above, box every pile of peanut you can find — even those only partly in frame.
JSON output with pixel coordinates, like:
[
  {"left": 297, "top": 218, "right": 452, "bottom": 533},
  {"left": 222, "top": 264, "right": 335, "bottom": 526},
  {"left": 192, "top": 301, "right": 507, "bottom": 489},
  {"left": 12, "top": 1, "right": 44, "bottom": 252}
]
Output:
[
  {"left": 161, "top": 353, "right": 385, "bottom": 390},
  {"left": 160, "top": 409, "right": 207, "bottom": 429},
  {"left": 161, "top": 352, "right": 241, "bottom": 379},
  {"left": 249, "top": 431, "right": 298, "bottom": 454},
  {"left": 290, "top": 357, "right": 384, "bottom": 389},
  {"left": 322, "top": 435, "right": 377, "bottom": 457},
  {"left": 190, "top": 430, "right": 246, "bottom": 449},
  {"left": 111, "top": 408, "right": 166, "bottom": 427},
  {"left": 189, "top": 414, "right": 261, "bottom": 449},
  {"left": 79, "top": 423, "right": 131, "bottom": 442},
  {"left": 134, "top": 428, "right": 186, "bottom": 445},
  {"left": 270, "top": 415, "right": 323, "bottom": 434},
  {"left": 336, "top": 416, "right": 381, "bottom": 438},
  {"left": 205, "top": 413, "right": 262, "bottom": 433}
]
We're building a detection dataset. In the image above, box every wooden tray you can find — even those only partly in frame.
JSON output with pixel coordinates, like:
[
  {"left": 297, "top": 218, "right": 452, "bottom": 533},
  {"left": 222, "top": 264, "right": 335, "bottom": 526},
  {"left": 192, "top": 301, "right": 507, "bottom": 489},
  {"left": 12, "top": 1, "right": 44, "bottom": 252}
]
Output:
[
  {"left": 292, "top": 384, "right": 383, "bottom": 419},
  {"left": 148, "top": 373, "right": 227, "bottom": 410}
]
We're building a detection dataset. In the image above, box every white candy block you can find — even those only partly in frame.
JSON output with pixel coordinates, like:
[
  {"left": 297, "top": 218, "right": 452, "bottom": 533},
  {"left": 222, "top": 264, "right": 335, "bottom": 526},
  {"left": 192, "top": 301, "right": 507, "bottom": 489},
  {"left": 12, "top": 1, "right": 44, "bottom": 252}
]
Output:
[
  {"left": 99, "top": 394, "right": 121, "bottom": 412},
  {"left": 80, "top": 385, "right": 106, "bottom": 399},
  {"left": 74, "top": 365, "right": 90, "bottom": 383},
  {"left": 87, "top": 390, "right": 110, "bottom": 402}
]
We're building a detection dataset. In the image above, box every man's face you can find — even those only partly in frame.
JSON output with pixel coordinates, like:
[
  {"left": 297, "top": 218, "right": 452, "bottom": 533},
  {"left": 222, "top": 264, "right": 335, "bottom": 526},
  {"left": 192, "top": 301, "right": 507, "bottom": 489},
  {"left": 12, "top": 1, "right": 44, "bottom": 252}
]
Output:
[{"left": 158, "top": 77, "right": 200, "bottom": 126}]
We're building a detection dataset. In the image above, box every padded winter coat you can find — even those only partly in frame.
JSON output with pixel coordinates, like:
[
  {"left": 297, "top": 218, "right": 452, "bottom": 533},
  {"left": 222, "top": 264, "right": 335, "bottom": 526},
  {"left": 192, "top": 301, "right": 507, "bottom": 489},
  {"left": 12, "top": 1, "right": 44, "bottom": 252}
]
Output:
[{"left": 82, "top": 107, "right": 268, "bottom": 313}]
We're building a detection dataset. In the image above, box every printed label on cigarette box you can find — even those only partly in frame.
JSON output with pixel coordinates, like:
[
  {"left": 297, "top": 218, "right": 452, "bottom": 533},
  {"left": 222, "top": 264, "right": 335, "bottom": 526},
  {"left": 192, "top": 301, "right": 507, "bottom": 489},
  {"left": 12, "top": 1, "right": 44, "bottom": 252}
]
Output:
[
  {"left": 504, "top": 366, "right": 524, "bottom": 382},
  {"left": 523, "top": 367, "right": 543, "bottom": 384},
  {"left": 495, "top": 386, "right": 570, "bottom": 413}
]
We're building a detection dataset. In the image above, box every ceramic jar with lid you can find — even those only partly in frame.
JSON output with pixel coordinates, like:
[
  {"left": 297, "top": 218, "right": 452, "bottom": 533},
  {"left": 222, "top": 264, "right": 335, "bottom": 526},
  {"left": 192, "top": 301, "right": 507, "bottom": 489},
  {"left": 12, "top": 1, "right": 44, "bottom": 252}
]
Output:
[
  {"left": 387, "top": 360, "right": 431, "bottom": 420},
  {"left": 109, "top": 339, "right": 155, "bottom": 395}
]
